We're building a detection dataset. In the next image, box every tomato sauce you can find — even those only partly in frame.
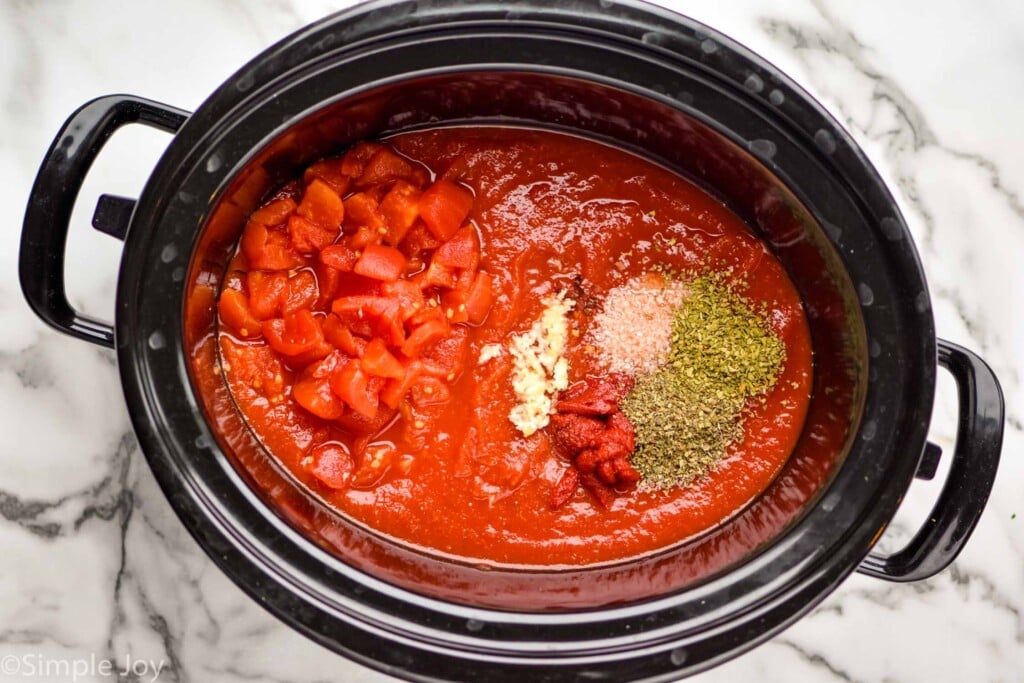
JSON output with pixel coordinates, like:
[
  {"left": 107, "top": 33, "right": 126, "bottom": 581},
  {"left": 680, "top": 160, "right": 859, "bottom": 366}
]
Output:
[{"left": 211, "top": 126, "right": 812, "bottom": 567}]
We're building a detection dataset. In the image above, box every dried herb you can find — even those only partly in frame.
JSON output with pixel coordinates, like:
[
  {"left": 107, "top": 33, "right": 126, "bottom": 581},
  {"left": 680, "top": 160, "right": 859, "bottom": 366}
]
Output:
[{"left": 621, "top": 274, "right": 786, "bottom": 489}]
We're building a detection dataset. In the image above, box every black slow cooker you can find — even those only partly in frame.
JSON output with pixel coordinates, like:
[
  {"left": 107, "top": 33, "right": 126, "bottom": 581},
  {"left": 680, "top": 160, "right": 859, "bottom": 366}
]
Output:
[{"left": 19, "top": 1, "right": 1004, "bottom": 680}]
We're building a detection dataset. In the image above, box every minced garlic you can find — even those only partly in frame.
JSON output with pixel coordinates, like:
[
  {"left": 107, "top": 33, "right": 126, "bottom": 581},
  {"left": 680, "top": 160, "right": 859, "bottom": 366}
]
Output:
[
  {"left": 477, "top": 343, "right": 503, "bottom": 365},
  {"left": 508, "top": 291, "right": 575, "bottom": 436}
]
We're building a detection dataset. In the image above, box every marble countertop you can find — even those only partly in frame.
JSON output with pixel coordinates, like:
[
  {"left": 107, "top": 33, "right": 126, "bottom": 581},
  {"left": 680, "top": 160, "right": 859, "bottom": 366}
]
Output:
[{"left": 2, "top": 0, "right": 1021, "bottom": 681}]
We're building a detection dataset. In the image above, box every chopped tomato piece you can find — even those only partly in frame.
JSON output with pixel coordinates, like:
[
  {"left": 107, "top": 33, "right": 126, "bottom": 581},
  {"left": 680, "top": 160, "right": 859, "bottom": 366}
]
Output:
[
  {"left": 405, "top": 303, "right": 446, "bottom": 329},
  {"left": 337, "top": 404, "right": 396, "bottom": 436},
  {"left": 297, "top": 179, "right": 345, "bottom": 229},
  {"left": 343, "top": 192, "right": 386, "bottom": 232},
  {"left": 249, "top": 197, "right": 296, "bottom": 227},
  {"left": 379, "top": 181, "right": 422, "bottom": 246},
  {"left": 281, "top": 270, "right": 318, "bottom": 315},
  {"left": 306, "top": 442, "right": 355, "bottom": 489},
  {"left": 350, "top": 442, "right": 396, "bottom": 488},
  {"left": 422, "top": 256, "right": 457, "bottom": 289},
  {"left": 349, "top": 225, "right": 382, "bottom": 250},
  {"left": 313, "top": 261, "right": 341, "bottom": 308},
  {"left": 402, "top": 317, "right": 449, "bottom": 358},
  {"left": 341, "top": 142, "right": 385, "bottom": 178},
  {"left": 399, "top": 221, "right": 444, "bottom": 258},
  {"left": 240, "top": 221, "right": 304, "bottom": 270},
  {"left": 419, "top": 326, "right": 469, "bottom": 379},
  {"left": 322, "top": 314, "right": 364, "bottom": 356},
  {"left": 320, "top": 243, "right": 358, "bottom": 272},
  {"left": 419, "top": 180, "right": 474, "bottom": 241},
  {"left": 304, "top": 158, "right": 351, "bottom": 197},
  {"left": 357, "top": 148, "right": 417, "bottom": 187},
  {"left": 292, "top": 375, "right": 345, "bottom": 420},
  {"left": 331, "top": 295, "right": 393, "bottom": 318},
  {"left": 217, "top": 288, "right": 262, "bottom": 338},
  {"left": 247, "top": 271, "right": 288, "bottom": 320},
  {"left": 287, "top": 215, "right": 337, "bottom": 254},
  {"left": 354, "top": 244, "right": 406, "bottom": 282},
  {"left": 329, "top": 359, "right": 378, "bottom": 419},
  {"left": 382, "top": 279, "right": 426, "bottom": 320},
  {"left": 361, "top": 339, "right": 405, "bottom": 380},
  {"left": 433, "top": 226, "right": 480, "bottom": 271},
  {"left": 380, "top": 359, "right": 424, "bottom": 409},
  {"left": 463, "top": 272, "right": 493, "bottom": 324},
  {"left": 262, "top": 309, "right": 325, "bottom": 357}
]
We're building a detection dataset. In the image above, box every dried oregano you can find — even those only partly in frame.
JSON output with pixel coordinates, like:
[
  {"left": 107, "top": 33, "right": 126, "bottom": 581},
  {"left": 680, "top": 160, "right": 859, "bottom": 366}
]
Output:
[{"left": 621, "top": 274, "right": 786, "bottom": 489}]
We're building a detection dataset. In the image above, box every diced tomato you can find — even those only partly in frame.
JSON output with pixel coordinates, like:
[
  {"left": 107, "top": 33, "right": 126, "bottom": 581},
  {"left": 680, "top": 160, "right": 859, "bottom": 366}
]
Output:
[
  {"left": 380, "top": 359, "right": 424, "bottom": 409},
  {"left": 313, "top": 262, "right": 341, "bottom": 309},
  {"left": 462, "top": 272, "right": 493, "bottom": 324},
  {"left": 263, "top": 309, "right": 325, "bottom": 357},
  {"left": 281, "top": 270, "right": 318, "bottom": 315},
  {"left": 331, "top": 296, "right": 404, "bottom": 346},
  {"left": 441, "top": 271, "right": 492, "bottom": 325},
  {"left": 249, "top": 197, "right": 296, "bottom": 227},
  {"left": 292, "top": 376, "right": 345, "bottom": 420},
  {"left": 433, "top": 226, "right": 480, "bottom": 271},
  {"left": 361, "top": 339, "right": 405, "bottom": 380},
  {"left": 240, "top": 221, "right": 304, "bottom": 271},
  {"left": 379, "top": 181, "right": 422, "bottom": 246},
  {"left": 336, "top": 405, "right": 397, "bottom": 436},
  {"left": 354, "top": 244, "right": 406, "bottom": 282},
  {"left": 343, "top": 192, "right": 386, "bottom": 232},
  {"left": 350, "top": 441, "right": 396, "bottom": 488},
  {"left": 322, "top": 314, "right": 366, "bottom": 357},
  {"left": 297, "top": 179, "right": 344, "bottom": 228},
  {"left": 402, "top": 317, "right": 449, "bottom": 358},
  {"left": 357, "top": 148, "right": 417, "bottom": 187},
  {"left": 405, "top": 303, "right": 446, "bottom": 329},
  {"left": 422, "top": 256, "right": 457, "bottom": 289},
  {"left": 419, "top": 180, "right": 473, "bottom": 241},
  {"left": 332, "top": 295, "right": 393, "bottom": 318},
  {"left": 329, "top": 359, "right": 378, "bottom": 419},
  {"left": 341, "top": 142, "right": 385, "bottom": 178},
  {"left": 304, "top": 158, "right": 351, "bottom": 197},
  {"left": 217, "top": 288, "right": 262, "bottom": 338},
  {"left": 382, "top": 279, "right": 426, "bottom": 320},
  {"left": 305, "top": 442, "right": 355, "bottom": 489},
  {"left": 247, "top": 271, "right": 288, "bottom": 320},
  {"left": 320, "top": 243, "right": 358, "bottom": 272},
  {"left": 288, "top": 215, "right": 337, "bottom": 254},
  {"left": 419, "top": 326, "right": 468, "bottom": 379},
  {"left": 399, "top": 221, "right": 444, "bottom": 258}
]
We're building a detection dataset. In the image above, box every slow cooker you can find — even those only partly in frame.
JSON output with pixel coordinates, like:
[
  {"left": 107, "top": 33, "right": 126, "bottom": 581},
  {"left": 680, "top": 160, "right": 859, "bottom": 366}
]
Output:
[{"left": 19, "top": 1, "right": 1004, "bottom": 680}]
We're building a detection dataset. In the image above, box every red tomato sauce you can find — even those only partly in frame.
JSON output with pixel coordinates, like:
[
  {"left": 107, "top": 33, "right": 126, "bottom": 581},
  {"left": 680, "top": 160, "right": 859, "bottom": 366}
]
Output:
[{"left": 210, "top": 126, "right": 812, "bottom": 567}]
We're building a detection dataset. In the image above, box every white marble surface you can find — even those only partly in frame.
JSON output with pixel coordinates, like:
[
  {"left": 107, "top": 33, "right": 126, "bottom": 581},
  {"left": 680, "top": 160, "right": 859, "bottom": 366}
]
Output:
[{"left": 2, "top": 0, "right": 1021, "bottom": 681}]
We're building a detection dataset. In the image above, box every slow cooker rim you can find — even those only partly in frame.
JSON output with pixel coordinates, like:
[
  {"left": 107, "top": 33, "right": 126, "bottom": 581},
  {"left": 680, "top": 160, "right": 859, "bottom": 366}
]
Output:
[{"left": 112, "top": 0, "right": 936, "bottom": 677}]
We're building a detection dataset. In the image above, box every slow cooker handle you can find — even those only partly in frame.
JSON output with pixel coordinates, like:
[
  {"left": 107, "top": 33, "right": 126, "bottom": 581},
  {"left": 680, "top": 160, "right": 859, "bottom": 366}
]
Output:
[
  {"left": 19, "top": 95, "right": 189, "bottom": 348},
  {"left": 858, "top": 339, "right": 1003, "bottom": 582}
]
